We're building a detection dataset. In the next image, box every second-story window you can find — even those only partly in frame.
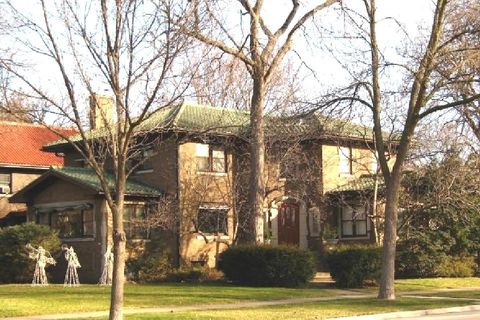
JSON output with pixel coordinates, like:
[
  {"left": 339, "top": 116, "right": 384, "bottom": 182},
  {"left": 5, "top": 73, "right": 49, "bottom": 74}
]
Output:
[
  {"left": 0, "top": 173, "right": 11, "bottom": 194},
  {"left": 195, "top": 143, "right": 226, "bottom": 173},
  {"left": 139, "top": 148, "right": 154, "bottom": 171},
  {"left": 131, "top": 147, "right": 155, "bottom": 173},
  {"left": 339, "top": 146, "right": 353, "bottom": 175}
]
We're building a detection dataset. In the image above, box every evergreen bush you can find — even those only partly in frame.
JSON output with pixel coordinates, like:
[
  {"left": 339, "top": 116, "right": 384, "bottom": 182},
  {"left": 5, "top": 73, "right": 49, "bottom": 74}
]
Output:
[
  {"left": 326, "top": 245, "right": 382, "bottom": 288},
  {"left": 0, "top": 223, "right": 61, "bottom": 283},
  {"left": 218, "top": 245, "right": 316, "bottom": 287}
]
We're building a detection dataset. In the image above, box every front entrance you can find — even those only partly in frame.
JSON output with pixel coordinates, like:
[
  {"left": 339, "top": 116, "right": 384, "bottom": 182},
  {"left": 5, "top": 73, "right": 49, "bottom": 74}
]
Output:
[{"left": 277, "top": 202, "right": 300, "bottom": 245}]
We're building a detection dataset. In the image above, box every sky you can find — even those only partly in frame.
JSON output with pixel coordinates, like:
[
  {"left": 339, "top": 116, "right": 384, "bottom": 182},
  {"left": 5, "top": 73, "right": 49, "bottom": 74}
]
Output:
[{"left": 3, "top": 0, "right": 439, "bottom": 126}]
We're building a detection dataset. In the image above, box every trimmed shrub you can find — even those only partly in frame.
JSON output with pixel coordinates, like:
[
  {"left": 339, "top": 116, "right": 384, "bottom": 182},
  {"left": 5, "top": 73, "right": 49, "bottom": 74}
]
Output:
[
  {"left": 436, "top": 256, "right": 476, "bottom": 277},
  {"left": 0, "top": 223, "right": 61, "bottom": 283},
  {"left": 326, "top": 245, "right": 382, "bottom": 288},
  {"left": 218, "top": 245, "right": 316, "bottom": 287}
]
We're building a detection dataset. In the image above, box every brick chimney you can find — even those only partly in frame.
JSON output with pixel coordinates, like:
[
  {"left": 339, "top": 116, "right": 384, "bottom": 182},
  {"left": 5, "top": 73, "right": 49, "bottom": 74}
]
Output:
[{"left": 89, "top": 94, "right": 114, "bottom": 129}]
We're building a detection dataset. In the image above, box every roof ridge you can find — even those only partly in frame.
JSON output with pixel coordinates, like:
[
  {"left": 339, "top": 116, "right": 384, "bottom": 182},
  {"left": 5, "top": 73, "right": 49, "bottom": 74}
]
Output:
[{"left": 0, "top": 121, "right": 76, "bottom": 131}]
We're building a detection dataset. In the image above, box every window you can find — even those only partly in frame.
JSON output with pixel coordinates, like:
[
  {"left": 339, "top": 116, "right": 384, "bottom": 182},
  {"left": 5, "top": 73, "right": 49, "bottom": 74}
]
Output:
[
  {"left": 340, "top": 205, "right": 368, "bottom": 238},
  {"left": 0, "top": 173, "right": 11, "bottom": 194},
  {"left": 123, "top": 204, "right": 150, "bottom": 239},
  {"left": 44, "top": 207, "right": 94, "bottom": 239},
  {"left": 196, "top": 206, "right": 228, "bottom": 234},
  {"left": 139, "top": 148, "right": 154, "bottom": 171},
  {"left": 74, "top": 158, "right": 88, "bottom": 168},
  {"left": 195, "top": 144, "right": 226, "bottom": 173},
  {"left": 131, "top": 147, "right": 155, "bottom": 172},
  {"left": 339, "top": 147, "right": 353, "bottom": 175}
]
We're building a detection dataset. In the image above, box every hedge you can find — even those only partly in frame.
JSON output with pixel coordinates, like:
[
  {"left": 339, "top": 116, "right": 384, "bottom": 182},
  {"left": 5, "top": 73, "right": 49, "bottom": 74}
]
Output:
[
  {"left": 218, "top": 245, "right": 316, "bottom": 287},
  {"left": 326, "top": 245, "right": 382, "bottom": 288}
]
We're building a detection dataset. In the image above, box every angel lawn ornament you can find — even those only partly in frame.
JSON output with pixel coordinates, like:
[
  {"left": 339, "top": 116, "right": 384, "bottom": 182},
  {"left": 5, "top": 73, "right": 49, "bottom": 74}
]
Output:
[
  {"left": 99, "top": 246, "right": 114, "bottom": 285},
  {"left": 26, "top": 244, "right": 56, "bottom": 286},
  {"left": 62, "top": 245, "right": 81, "bottom": 286}
]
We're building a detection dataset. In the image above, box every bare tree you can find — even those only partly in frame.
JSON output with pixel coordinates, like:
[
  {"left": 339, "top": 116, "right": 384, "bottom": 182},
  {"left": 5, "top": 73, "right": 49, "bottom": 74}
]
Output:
[
  {"left": 1, "top": 1, "right": 191, "bottom": 319},
  {"left": 322, "top": 0, "right": 480, "bottom": 299},
  {"left": 182, "top": 0, "right": 340, "bottom": 243},
  {"left": 445, "top": 0, "right": 480, "bottom": 143}
]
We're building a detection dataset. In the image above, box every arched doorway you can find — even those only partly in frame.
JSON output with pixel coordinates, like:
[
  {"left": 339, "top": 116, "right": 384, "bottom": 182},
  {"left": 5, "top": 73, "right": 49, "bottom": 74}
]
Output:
[{"left": 277, "top": 202, "right": 300, "bottom": 246}]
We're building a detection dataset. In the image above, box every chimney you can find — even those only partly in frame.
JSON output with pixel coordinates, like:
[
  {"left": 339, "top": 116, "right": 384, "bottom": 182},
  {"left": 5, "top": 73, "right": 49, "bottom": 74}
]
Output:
[{"left": 89, "top": 94, "right": 114, "bottom": 129}]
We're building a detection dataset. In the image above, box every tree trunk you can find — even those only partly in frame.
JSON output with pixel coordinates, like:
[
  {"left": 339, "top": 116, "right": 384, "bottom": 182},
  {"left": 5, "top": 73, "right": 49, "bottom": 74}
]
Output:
[
  {"left": 109, "top": 179, "right": 127, "bottom": 320},
  {"left": 377, "top": 174, "right": 401, "bottom": 300},
  {"left": 248, "top": 76, "right": 266, "bottom": 244}
]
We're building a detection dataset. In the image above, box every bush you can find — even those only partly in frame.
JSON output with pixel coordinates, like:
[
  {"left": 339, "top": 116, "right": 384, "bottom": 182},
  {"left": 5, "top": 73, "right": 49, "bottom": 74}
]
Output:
[
  {"left": 218, "top": 245, "right": 316, "bottom": 287},
  {"left": 167, "top": 266, "right": 223, "bottom": 283},
  {"left": 126, "top": 235, "right": 175, "bottom": 283},
  {"left": 436, "top": 256, "right": 476, "bottom": 277},
  {"left": 326, "top": 245, "right": 382, "bottom": 288},
  {"left": 396, "top": 230, "right": 452, "bottom": 278},
  {"left": 0, "top": 223, "right": 61, "bottom": 283}
]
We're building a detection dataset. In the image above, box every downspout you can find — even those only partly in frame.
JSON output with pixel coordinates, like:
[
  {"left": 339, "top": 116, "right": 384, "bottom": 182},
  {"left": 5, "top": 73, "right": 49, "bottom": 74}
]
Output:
[
  {"left": 175, "top": 142, "right": 181, "bottom": 267},
  {"left": 372, "top": 174, "right": 380, "bottom": 245}
]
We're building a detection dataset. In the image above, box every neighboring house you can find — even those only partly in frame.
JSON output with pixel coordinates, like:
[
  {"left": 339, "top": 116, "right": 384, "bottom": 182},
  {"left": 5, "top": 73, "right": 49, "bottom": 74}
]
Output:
[
  {"left": 11, "top": 98, "right": 394, "bottom": 282},
  {"left": 0, "top": 122, "right": 75, "bottom": 227}
]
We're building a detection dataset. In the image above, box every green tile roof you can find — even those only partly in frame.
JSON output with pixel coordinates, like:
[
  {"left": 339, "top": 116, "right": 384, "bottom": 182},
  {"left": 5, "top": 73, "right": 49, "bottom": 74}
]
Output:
[
  {"left": 141, "top": 103, "right": 250, "bottom": 135},
  {"left": 330, "top": 175, "right": 385, "bottom": 193},
  {"left": 45, "top": 103, "right": 375, "bottom": 149},
  {"left": 51, "top": 166, "right": 162, "bottom": 197}
]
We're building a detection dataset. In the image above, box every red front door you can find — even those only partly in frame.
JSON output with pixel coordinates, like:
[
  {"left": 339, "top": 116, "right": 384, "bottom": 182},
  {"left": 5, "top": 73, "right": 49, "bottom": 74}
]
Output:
[{"left": 278, "top": 202, "right": 300, "bottom": 246}]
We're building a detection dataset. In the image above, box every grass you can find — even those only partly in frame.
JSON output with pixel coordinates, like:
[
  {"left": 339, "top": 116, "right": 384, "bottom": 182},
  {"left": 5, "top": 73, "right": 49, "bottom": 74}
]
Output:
[
  {"left": 1, "top": 278, "right": 479, "bottom": 318},
  {"left": 395, "top": 277, "right": 480, "bottom": 292},
  {"left": 0, "top": 283, "right": 334, "bottom": 318},
  {"left": 84, "top": 298, "right": 478, "bottom": 320},
  {"left": 413, "top": 290, "right": 480, "bottom": 299}
]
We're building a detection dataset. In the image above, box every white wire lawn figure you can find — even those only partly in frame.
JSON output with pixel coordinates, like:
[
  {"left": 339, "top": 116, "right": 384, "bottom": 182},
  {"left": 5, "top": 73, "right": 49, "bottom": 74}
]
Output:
[
  {"left": 26, "top": 244, "right": 56, "bottom": 286},
  {"left": 62, "top": 245, "right": 81, "bottom": 287},
  {"left": 99, "top": 246, "right": 114, "bottom": 285}
]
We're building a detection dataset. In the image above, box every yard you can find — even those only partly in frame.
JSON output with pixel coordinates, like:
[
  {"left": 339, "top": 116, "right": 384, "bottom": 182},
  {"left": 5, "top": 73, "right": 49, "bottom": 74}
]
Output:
[{"left": 1, "top": 278, "right": 480, "bottom": 319}]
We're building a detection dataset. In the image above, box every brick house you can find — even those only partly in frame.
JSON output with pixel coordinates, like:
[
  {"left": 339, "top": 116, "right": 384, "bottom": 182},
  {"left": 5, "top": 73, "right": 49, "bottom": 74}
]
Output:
[
  {"left": 0, "top": 122, "right": 75, "bottom": 227},
  {"left": 11, "top": 102, "right": 391, "bottom": 282}
]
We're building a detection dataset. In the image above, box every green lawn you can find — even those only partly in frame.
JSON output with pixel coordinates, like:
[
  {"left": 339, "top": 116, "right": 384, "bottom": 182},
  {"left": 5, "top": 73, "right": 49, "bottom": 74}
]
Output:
[
  {"left": 395, "top": 277, "right": 480, "bottom": 292},
  {"left": 413, "top": 290, "right": 480, "bottom": 299},
  {"left": 1, "top": 278, "right": 479, "bottom": 318},
  {"left": 0, "top": 283, "right": 335, "bottom": 318},
  {"left": 95, "top": 298, "right": 477, "bottom": 320}
]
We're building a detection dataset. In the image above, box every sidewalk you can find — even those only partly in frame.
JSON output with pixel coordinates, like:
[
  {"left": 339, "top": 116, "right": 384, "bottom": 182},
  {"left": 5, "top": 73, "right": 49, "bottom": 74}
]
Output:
[{"left": 5, "top": 287, "right": 480, "bottom": 320}]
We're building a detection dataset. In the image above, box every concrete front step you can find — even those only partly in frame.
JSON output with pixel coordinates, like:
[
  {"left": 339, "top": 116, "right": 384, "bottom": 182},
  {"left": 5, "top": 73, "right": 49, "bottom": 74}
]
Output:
[{"left": 312, "top": 272, "right": 334, "bottom": 284}]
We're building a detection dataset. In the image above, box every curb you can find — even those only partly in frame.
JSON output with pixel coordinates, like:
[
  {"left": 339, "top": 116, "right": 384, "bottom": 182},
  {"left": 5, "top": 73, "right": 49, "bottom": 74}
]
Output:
[{"left": 327, "top": 304, "right": 480, "bottom": 320}]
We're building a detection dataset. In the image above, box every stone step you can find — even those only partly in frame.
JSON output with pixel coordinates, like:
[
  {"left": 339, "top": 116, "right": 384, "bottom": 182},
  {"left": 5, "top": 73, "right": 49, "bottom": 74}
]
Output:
[{"left": 312, "top": 272, "right": 334, "bottom": 284}]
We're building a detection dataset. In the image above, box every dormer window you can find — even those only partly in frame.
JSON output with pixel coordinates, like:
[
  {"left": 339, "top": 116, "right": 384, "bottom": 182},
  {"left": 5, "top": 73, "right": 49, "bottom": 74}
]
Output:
[{"left": 195, "top": 144, "right": 226, "bottom": 173}]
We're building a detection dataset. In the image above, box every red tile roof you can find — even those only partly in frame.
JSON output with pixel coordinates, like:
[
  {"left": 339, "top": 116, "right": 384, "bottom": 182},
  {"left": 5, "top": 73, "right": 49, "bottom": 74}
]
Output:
[{"left": 0, "top": 122, "right": 77, "bottom": 168}]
